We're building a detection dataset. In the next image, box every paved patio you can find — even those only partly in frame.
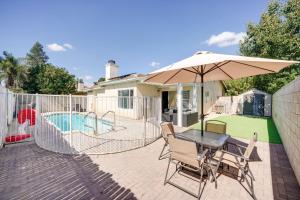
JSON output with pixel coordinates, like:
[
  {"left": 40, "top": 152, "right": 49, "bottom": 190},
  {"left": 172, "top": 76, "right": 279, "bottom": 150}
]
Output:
[{"left": 0, "top": 137, "right": 299, "bottom": 200}]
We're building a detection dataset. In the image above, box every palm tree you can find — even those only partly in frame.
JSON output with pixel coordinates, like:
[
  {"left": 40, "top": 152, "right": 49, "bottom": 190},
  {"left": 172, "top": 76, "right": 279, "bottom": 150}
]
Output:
[{"left": 0, "top": 51, "right": 28, "bottom": 89}]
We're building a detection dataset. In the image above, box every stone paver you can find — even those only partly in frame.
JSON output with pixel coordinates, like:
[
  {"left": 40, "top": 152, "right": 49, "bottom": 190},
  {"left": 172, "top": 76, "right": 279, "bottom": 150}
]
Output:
[
  {"left": 0, "top": 138, "right": 300, "bottom": 200},
  {"left": 0, "top": 142, "right": 136, "bottom": 200}
]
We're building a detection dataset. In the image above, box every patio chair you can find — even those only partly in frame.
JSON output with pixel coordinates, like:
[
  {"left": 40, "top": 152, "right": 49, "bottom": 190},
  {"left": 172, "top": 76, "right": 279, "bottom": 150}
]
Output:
[
  {"left": 164, "top": 134, "right": 209, "bottom": 199},
  {"left": 212, "top": 132, "right": 258, "bottom": 200},
  {"left": 205, "top": 120, "right": 227, "bottom": 150},
  {"left": 158, "top": 122, "right": 175, "bottom": 160},
  {"left": 205, "top": 120, "right": 227, "bottom": 134}
]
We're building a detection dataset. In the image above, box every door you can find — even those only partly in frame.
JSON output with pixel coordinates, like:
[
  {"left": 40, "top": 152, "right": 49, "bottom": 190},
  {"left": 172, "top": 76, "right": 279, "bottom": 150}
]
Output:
[
  {"left": 243, "top": 93, "right": 265, "bottom": 116},
  {"left": 161, "top": 91, "right": 169, "bottom": 112},
  {"left": 253, "top": 94, "right": 265, "bottom": 116},
  {"left": 243, "top": 94, "right": 254, "bottom": 115}
]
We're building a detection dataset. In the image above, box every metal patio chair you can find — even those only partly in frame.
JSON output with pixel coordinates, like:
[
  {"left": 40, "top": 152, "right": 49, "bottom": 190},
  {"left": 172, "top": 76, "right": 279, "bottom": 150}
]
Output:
[
  {"left": 164, "top": 133, "right": 209, "bottom": 199},
  {"left": 205, "top": 120, "right": 227, "bottom": 150},
  {"left": 212, "top": 132, "right": 258, "bottom": 200},
  {"left": 158, "top": 122, "right": 175, "bottom": 160}
]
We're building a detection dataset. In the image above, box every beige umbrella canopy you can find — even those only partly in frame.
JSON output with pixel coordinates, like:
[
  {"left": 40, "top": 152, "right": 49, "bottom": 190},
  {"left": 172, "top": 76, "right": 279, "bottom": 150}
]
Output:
[{"left": 144, "top": 51, "right": 299, "bottom": 135}]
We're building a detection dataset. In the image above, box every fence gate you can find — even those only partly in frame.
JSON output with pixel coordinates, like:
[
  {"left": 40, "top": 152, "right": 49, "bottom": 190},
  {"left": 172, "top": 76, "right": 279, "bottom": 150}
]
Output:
[{"left": 1, "top": 92, "right": 37, "bottom": 145}]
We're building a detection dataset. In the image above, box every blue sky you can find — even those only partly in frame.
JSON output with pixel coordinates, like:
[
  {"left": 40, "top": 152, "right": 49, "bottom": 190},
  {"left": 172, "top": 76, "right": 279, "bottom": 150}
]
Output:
[{"left": 0, "top": 0, "right": 269, "bottom": 85}]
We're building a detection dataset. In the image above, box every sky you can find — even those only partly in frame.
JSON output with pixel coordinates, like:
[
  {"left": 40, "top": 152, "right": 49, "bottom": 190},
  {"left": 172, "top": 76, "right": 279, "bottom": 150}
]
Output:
[{"left": 0, "top": 0, "right": 269, "bottom": 85}]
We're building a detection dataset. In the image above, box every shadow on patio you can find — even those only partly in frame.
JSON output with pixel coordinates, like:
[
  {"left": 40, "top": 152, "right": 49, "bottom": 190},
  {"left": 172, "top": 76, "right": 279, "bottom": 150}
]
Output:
[{"left": 0, "top": 142, "right": 137, "bottom": 200}]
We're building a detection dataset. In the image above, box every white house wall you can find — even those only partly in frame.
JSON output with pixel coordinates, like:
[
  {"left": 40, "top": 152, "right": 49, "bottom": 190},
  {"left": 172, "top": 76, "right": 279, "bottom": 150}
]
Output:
[
  {"left": 197, "top": 81, "right": 224, "bottom": 114},
  {"left": 87, "top": 81, "right": 143, "bottom": 119},
  {"left": 87, "top": 80, "right": 224, "bottom": 120},
  {"left": 136, "top": 84, "right": 160, "bottom": 97}
]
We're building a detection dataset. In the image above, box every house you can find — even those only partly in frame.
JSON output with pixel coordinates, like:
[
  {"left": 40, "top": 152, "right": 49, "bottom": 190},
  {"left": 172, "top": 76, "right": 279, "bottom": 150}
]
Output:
[{"left": 86, "top": 60, "right": 226, "bottom": 127}]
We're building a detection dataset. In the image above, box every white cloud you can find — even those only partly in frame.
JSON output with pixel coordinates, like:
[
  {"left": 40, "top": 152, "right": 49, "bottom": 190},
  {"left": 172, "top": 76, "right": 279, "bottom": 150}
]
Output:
[
  {"left": 149, "top": 61, "right": 160, "bottom": 68},
  {"left": 63, "top": 43, "right": 73, "bottom": 49},
  {"left": 84, "top": 75, "right": 93, "bottom": 80},
  {"left": 72, "top": 67, "right": 79, "bottom": 71},
  {"left": 206, "top": 31, "right": 246, "bottom": 47},
  {"left": 47, "top": 43, "right": 74, "bottom": 52},
  {"left": 47, "top": 43, "right": 66, "bottom": 52}
]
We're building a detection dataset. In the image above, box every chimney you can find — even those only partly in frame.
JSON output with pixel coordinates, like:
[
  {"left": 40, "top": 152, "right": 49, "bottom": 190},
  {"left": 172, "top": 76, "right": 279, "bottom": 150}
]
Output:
[
  {"left": 105, "top": 60, "right": 119, "bottom": 80},
  {"left": 77, "top": 79, "right": 84, "bottom": 91}
]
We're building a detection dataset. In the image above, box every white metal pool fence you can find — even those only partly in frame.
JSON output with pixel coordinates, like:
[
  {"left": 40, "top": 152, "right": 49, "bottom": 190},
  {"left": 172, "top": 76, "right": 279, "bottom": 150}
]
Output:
[{"left": 0, "top": 90, "right": 161, "bottom": 154}]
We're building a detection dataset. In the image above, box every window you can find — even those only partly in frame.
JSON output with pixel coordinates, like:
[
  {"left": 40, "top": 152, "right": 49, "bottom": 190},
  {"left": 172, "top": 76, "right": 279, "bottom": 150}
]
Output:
[
  {"left": 182, "top": 90, "right": 191, "bottom": 110},
  {"left": 118, "top": 89, "right": 134, "bottom": 109},
  {"left": 205, "top": 91, "right": 210, "bottom": 103}
]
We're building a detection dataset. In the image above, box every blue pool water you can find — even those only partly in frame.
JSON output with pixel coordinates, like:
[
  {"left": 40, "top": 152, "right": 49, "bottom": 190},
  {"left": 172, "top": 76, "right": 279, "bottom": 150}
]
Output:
[{"left": 46, "top": 113, "right": 112, "bottom": 134}]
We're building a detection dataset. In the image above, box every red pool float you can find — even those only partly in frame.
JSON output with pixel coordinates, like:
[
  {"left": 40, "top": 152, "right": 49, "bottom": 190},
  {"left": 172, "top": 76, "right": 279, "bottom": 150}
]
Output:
[
  {"left": 17, "top": 109, "right": 36, "bottom": 126},
  {"left": 5, "top": 134, "right": 32, "bottom": 143},
  {"left": 4, "top": 109, "right": 36, "bottom": 144}
]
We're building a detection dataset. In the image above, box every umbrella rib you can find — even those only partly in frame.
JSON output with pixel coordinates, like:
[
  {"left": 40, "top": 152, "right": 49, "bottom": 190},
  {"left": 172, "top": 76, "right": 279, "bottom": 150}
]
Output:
[
  {"left": 204, "top": 61, "right": 231, "bottom": 75},
  {"left": 231, "top": 60, "right": 277, "bottom": 73},
  {"left": 163, "top": 69, "right": 182, "bottom": 84},
  {"left": 192, "top": 67, "right": 199, "bottom": 73},
  {"left": 193, "top": 70, "right": 198, "bottom": 83},
  {"left": 144, "top": 73, "right": 161, "bottom": 82},
  {"left": 183, "top": 68, "right": 198, "bottom": 74},
  {"left": 218, "top": 67, "right": 234, "bottom": 80}
]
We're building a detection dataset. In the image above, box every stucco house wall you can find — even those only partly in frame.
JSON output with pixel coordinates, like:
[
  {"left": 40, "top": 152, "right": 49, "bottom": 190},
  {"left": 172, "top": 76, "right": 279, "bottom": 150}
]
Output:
[
  {"left": 200, "top": 81, "right": 225, "bottom": 114},
  {"left": 87, "top": 81, "right": 143, "bottom": 119},
  {"left": 87, "top": 79, "right": 225, "bottom": 121}
]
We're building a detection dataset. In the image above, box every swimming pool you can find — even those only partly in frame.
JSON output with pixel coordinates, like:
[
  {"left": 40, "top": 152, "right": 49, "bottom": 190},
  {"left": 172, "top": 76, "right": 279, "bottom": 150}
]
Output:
[{"left": 46, "top": 113, "right": 113, "bottom": 134}]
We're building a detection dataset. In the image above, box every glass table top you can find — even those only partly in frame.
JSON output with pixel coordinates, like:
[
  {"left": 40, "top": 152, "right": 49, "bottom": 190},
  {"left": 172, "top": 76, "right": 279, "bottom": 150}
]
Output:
[{"left": 176, "top": 129, "right": 230, "bottom": 148}]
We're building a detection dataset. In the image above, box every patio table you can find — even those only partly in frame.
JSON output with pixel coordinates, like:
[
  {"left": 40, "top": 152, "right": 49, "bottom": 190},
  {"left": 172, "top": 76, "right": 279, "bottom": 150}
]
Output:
[
  {"left": 176, "top": 129, "right": 230, "bottom": 177},
  {"left": 176, "top": 129, "right": 230, "bottom": 149}
]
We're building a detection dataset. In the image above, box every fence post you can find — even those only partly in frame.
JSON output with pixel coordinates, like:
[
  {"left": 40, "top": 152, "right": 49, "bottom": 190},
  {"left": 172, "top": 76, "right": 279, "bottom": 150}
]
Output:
[
  {"left": 5, "top": 88, "right": 8, "bottom": 126},
  {"left": 143, "top": 97, "right": 147, "bottom": 146},
  {"left": 69, "top": 94, "right": 72, "bottom": 146},
  {"left": 35, "top": 93, "right": 39, "bottom": 138}
]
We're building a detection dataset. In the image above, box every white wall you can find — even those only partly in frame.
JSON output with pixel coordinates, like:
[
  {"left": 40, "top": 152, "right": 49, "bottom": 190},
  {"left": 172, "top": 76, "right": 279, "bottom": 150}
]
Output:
[
  {"left": 272, "top": 77, "right": 300, "bottom": 184},
  {"left": 87, "top": 82, "right": 143, "bottom": 119},
  {"left": 197, "top": 81, "right": 224, "bottom": 114},
  {"left": 87, "top": 80, "right": 224, "bottom": 119}
]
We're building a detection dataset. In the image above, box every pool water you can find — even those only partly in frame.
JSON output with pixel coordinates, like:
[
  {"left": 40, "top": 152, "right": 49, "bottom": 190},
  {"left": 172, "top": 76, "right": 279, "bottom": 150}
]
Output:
[{"left": 46, "top": 113, "right": 112, "bottom": 134}]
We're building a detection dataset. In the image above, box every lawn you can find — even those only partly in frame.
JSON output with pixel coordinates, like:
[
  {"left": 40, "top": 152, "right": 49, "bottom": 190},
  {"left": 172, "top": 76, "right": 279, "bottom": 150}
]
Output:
[{"left": 191, "top": 115, "right": 282, "bottom": 144}]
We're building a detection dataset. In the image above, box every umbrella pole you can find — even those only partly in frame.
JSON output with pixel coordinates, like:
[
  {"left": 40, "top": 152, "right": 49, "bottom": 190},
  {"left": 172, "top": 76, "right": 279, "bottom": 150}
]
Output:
[{"left": 200, "top": 67, "right": 204, "bottom": 136}]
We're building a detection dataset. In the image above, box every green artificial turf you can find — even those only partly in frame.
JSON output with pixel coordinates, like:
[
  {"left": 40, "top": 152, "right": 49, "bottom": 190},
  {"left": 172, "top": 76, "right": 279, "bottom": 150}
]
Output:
[{"left": 190, "top": 115, "right": 282, "bottom": 144}]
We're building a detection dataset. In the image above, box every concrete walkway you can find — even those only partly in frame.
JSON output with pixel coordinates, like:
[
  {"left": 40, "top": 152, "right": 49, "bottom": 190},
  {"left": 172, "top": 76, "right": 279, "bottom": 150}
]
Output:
[{"left": 0, "top": 138, "right": 299, "bottom": 200}]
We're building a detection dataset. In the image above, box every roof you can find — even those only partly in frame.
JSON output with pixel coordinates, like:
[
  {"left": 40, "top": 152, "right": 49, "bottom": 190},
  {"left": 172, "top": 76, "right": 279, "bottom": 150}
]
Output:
[
  {"left": 86, "top": 72, "right": 227, "bottom": 91},
  {"left": 108, "top": 73, "right": 145, "bottom": 81},
  {"left": 86, "top": 73, "right": 145, "bottom": 91}
]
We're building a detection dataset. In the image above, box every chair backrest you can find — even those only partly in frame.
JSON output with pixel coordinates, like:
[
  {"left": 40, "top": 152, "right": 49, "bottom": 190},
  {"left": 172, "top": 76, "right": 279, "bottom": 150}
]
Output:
[
  {"left": 168, "top": 136, "right": 200, "bottom": 168},
  {"left": 205, "top": 120, "right": 227, "bottom": 134},
  {"left": 243, "top": 132, "right": 258, "bottom": 159},
  {"left": 160, "top": 122, "right": 175, "bottom": 141}
]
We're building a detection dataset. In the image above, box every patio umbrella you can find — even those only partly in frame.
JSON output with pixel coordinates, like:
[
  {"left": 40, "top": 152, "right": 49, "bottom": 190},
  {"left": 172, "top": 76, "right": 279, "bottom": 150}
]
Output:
[{"left": 144, "top": 51, "right": 299, "bottom": 136}]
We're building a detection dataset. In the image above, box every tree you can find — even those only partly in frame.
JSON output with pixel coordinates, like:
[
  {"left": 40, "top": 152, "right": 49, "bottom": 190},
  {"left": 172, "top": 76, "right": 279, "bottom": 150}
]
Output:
[
  {"left": 239, "top": 0, "right": 300, "bottom": 94},
  {"left": 0, "top": 51, "right": 27, "bottom": 90},
  {"left": 97, "top": 77, "right": 105, "bottom": 82},
  {"left": 224, "top": 77, "right": 254, "bottom": 96},
  {"left": 24, "top": 42, "right": 49, "bottom": 93},
  {"left": 36, "top": 64, "right": 77, "bottom": 94},
  {"left": 26, "top": 42, "right": 48, "bottom": 67},
  {"left": 93, "top": 77, "right": 105, "bottom": 85}
]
